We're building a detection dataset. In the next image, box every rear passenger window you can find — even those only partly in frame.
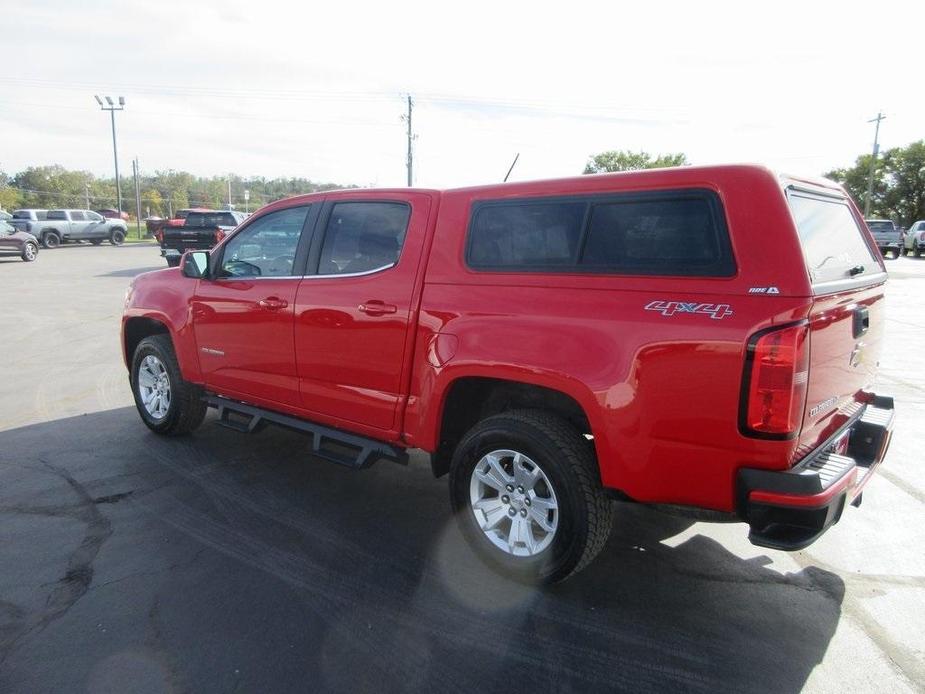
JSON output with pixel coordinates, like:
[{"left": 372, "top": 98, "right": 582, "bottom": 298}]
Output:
[
  {"left": 318, "top": 202, "right": 410, "bottom": 275},
  {"left": 466, "top": 191, "right": 734, "bottom": 276},
  {"left": 47, "top": 210, "right": 67, "bottom": 221}
]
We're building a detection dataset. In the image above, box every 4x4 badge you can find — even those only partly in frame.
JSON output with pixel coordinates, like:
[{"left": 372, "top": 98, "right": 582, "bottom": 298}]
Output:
[{"left": 644, "top": 300, "right": 733, "bottom": 320}]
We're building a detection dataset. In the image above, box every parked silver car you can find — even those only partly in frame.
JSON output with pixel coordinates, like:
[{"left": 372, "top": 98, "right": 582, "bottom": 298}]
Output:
[
  {"left": 10, "top": 209, "right": 128, "bottom": 248},
  {"left": 903, "top": 220, "right": 925, "bottom": 257}
]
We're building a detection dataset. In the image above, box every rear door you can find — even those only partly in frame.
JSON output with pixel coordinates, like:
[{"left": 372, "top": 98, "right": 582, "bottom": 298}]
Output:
[
  {"left": 84, "top": 211, "right": 109, "bottom": 240},
  {"left": 66, "top": 211, "right": 91, "bottom": 239},
  {"left": 787, "top": 187, "right": 887, "bottom": 456},
  {"left": 293, "top": 193, "right": 433, "bottom": 433},
  {"left": 191, "top": 204, "right": 317, "bottom": 407}
]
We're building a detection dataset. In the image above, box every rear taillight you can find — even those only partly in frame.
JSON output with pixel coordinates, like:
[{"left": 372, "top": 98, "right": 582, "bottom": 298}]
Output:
[
  {"left": 214, "top": 227, "right": 225, "bottom": 243},
  {"left": 741, "top": 323, "right": 809, "bottom": 438}
]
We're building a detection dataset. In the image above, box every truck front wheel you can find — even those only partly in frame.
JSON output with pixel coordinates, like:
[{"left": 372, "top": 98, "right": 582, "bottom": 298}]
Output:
[
  {"left": 131, "top": 334, "right": 207, "bottom": 436},
  {"left": 449, "top": 410, "right": 614, "bottom": 584},
  {"left": 110, "top": 229, "right": 126, "bottom": 246}
]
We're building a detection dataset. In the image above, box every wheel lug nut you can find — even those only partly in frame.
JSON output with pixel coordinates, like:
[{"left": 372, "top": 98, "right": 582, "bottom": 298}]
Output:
[
  {"left": 508, "top": 508, "right": 516, "bottom": 517},
  {"left": 517, "top": 486, "right": 524, "bottom": 493},
  {"left": 520, "top": 509, "right": 528, "bottom": 517},
  {"left": 506, "top": 485, "right": 514, "bottom": 492},
  {"left": 502, "top": 495, "right": 510, "bottom": 504},
  {"left": 524, "top": 498, "right": 531, "bottom": 506}
]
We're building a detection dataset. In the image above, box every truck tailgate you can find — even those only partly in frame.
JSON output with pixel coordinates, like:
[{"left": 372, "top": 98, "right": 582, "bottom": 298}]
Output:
[{"left": 786, "top": 188, "right": 888, "bottom": 461}]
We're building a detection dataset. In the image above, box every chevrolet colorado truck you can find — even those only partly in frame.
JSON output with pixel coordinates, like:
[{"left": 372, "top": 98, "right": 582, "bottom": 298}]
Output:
[
  {"left": 122, "top": 165, "right": 895, "bottom": 583},
  {"left": 11, "top": 208, "right": 127, "bottom": 248},
  {"left": 156, "top": 209, "right": 246, "bottom": 266}
]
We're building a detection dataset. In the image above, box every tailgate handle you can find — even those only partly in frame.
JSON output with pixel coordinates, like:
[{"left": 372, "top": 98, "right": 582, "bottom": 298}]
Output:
[{"left": 853, "top": 307, "right": 869, "bottom": 338}]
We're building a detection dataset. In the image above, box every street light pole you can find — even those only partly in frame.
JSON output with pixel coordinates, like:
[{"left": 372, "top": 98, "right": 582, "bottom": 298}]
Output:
[
  {"left": 95, "top": 95, "right": 126, "bottom": 214},
  {"left": 864, "top": 112, "right": 886, "bottom": 217}
]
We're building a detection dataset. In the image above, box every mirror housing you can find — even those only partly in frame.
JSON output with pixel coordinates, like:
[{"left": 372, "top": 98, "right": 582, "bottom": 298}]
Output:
[{"left": 182, "top": 250, "right": 211, "bottom": 279}]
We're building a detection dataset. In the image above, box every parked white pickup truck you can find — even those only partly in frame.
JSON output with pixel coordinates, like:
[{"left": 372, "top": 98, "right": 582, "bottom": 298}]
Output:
[{"left": 10, "top": 209, "right": 128, "bottom": 248}]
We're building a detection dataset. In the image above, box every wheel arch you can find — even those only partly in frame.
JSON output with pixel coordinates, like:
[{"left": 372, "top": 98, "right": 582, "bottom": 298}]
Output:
[
  {"left": 428, "top": 375, "right": 601, "bottom": 480},
  {"left": 122, "top": 313, "right": 201, "bottom": 383}
]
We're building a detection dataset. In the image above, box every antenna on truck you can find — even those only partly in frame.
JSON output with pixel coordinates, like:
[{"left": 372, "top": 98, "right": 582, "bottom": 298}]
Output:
[{"left": 503, "top": 153, "right": 520, "bottom": 182}]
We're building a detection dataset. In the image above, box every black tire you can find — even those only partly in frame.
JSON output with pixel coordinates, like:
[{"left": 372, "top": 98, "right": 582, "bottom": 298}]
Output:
[
  {"left": 21, "top": 241, "right": 38, "bottom": 262},
  {"left": 131, "top": 334, "right": 207, "bottom": 436},
  {"left": 90, "top": 239, "right": 103, "bottom": 246},
  {"left": 42, "top": 232, "right": 61, "bottom": 249},
  {"left": 915, "top": 248, "right": 922, "bottom": 258},
  {"left": 449, "top": 409, "right": 614, "bottom": 584},
  {"left": 110, "top": 229, "right": 126, "bottom": 246},
  {"left": 166, "top": 256, "right": 180, "bottom": 268}
]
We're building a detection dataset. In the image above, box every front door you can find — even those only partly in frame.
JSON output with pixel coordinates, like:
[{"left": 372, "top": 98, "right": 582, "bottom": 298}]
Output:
[
  {"left": 192, "top": 204, "right": 315, "bottom": 407},
  {"left": 294, "top": 194, "right": 432, "bottom": 432}
]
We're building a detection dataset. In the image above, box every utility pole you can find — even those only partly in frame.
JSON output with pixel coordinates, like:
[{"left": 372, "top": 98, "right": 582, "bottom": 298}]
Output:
[
  {"left": 244, "top": 189, "right": 250, "bottom": 214},
  {"left": 865, "top": 112, "right": 886, "bottom": 217},
  {"left": 132, "top": 157, "right": 143, "bottom": 238},
  {"left": 84, "top": 182, "right": 90, "bottom": 210},
  {"left": 404, "top": 95, "right": 414, "bottom": 187},
  {"left": 95, "top": 95, "right": 125, "bottom": 214},
  {"left": 227, "top": 177, "right": 232, "bottom": 209}
]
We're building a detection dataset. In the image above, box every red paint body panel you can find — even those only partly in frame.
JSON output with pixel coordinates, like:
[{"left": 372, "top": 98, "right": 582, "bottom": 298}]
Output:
[
  {"left": 294, "top": 192, "right": 435, "bottom": 433},
  {"left": 121, "top": 165, "right": 889, "bottom": 514}
]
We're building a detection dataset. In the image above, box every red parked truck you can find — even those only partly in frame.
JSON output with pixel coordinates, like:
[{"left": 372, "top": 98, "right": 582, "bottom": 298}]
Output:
[{"left": 121, "top": 165, "right": 894, "bottom": 583}]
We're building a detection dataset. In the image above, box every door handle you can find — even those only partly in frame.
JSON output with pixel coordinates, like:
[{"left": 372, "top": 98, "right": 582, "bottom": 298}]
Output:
[
  {"left": 257, "top": 297, "right": 288, "bottom": 310},
  {"left": 358, "top": 300, "right": 397, "bottom": 316}
]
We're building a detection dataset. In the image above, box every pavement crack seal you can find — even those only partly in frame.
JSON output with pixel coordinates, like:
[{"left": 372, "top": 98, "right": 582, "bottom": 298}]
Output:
[{"left": 0, "top": 459, "right": 114, "bottom": 668}]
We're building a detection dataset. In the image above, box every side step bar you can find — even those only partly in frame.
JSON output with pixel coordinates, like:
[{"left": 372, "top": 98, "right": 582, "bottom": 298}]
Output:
[{"left": 204, "top": 394, "right": 409, "bottom": 469}]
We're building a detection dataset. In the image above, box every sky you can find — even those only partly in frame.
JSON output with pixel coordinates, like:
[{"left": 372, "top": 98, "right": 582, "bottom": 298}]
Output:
[{"left": 2, "top": 0, "right": 924, "bottom": 189}]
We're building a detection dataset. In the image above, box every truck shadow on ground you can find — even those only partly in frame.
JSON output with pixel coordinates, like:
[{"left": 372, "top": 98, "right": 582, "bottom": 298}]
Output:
[{"left": 0, "top": 408, "right": 844, "bottom": 693}]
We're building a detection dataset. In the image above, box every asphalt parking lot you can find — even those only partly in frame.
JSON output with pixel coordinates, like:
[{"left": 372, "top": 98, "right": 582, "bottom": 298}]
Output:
[{"left": 0, "top": 243, "right": 923, "bottom": 693}]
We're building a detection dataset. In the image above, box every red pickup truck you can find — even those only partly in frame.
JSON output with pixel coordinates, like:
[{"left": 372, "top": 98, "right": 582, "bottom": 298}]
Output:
[{"left": 122, "top": 165, "right": 895, "bottom": 583}]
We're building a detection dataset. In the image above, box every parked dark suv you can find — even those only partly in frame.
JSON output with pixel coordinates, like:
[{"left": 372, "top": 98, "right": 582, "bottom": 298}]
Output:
[{"left": 0, "top": 221, "right": 39, "bottom": 262}]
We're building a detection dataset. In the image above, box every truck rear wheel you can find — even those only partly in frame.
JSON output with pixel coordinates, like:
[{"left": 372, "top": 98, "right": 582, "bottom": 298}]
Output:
[
  {"left": 131, "top": 334, "right": 207, "bottom": 436},
  {"left": 42, "top": 232, "right": 61, "bottom": 249},
  {"left": 449, "top": 409, "right": 614, "bottom": 584}
]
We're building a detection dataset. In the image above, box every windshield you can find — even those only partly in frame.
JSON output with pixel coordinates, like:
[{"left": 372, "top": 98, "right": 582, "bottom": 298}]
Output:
[
  {"left": 788, "top": 192, "right": 879, "bottom": 285},
  {"left": 866, "top": 221, "right": 894, "bottom": 232},
  {"left": 185, "top": 212, "right": 238, "bottom": 227}
]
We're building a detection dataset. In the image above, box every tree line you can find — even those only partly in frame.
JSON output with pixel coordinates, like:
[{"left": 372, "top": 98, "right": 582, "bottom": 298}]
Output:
[
  {"left": 4, "top": 141, "right": 923, "bottom": 225},
  {"left": 0, "top": 165, "right": 352, "bottom": 218}
]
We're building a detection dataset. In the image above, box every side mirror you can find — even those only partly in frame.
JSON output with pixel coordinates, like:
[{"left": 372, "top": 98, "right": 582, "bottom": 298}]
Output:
[{"left": 182, "top": 251, "right": 211, "bottom": 279}]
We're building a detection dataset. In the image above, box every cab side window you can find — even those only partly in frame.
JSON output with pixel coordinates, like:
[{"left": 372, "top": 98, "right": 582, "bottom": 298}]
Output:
[
  {"left": 70, "top": 211, "right": 86, "bottom": 221},
  {"left": 318, "top": 202, "right": 410, "bottom": 275},
  {"left": 219, "top": 206, "right": 310, "bottom": 278}
]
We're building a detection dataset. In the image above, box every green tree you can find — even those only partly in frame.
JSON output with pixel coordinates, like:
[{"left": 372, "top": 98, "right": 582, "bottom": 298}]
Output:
[
  {"left": 583, "top": 150, "right": 688, "bottom": 174},
  {"left": 825, "top": 140, "right": 925, "bottom": 225},
  {"left": 0, "top": 170, "right": 19, "bottom": 211}
]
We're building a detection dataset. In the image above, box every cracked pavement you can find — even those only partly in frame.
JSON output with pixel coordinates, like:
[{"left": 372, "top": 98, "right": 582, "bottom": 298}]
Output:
[{"left": 0, "top": 244, "right": 922, "bottom": 693}]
